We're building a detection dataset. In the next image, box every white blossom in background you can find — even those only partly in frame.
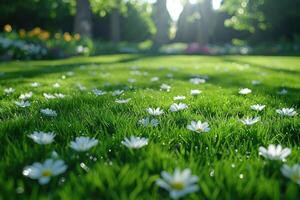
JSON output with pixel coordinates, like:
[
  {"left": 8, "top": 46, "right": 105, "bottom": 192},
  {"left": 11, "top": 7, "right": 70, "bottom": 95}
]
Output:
[
  {"left": 281, "top": 164, "right": 300, "bottom": 185},
  {"left": 259, "top": 144, "right": 291, "bottom": 161},
  {"left": 66, "top": 71, "right": 74, "bottom": 76},
  {"left": 170, "top": 103, "right": 188, "bottom": 112},
  {"left": 121, "top": 136, "right": 148, "bottom": 149},
  {"left": 147, "top": 107, "right": 164, "bottom": 116},
  {"left": 19, "top": 92, "right": 33, "bottom": 100},
  {"left": 28, "top": 131, "right": 55, "bottom": 145},
  {"left": 30, "top": 82, "right": 41, "bottom": 87},
  {"left": 166, "top": 73, "right": 173, "bottom": 79},
  {"left": 53, "top": 83, "right": 60, "bottom": 88},
  {"left": 138, "top": 117, "right": 159, "bottom": 127},
  {"left": 239, "top": 88, "right": 252, "bottom": 95},
  {"left": 190, "top": 89, "right": 202, "bottom": 96},
  {"left": 4, "top": 87, "right": 15, "bottom": 95},
  {"left": 150, "top": 77, "right": 159, "bottom": 82},
  {"left": 23, "top": 159, "right": 67, "bottom": 185},
  {"left": 250, "top": 104, "right": 265, "bottom": 111},
  {"left": 276, "top": 108, "right": 297, "bottom": 117},
  {"left": 251, "top": 80, "right": 261, "bottom": 85},
  {"left": 112, "top": 90, "right": 124, "bottom": 96},
  {"left": 156, "top": 168, "right": 199, "bottom": 199},
  {"left": 173, "top": 96, "right": 186, "bottom": 101},
  {"left": 54, "top": 93, "right": 65, "bottom": 98},
  {"left": 278, "top": 89, "right": 288, "bottom": 95},
  {"left": 240, "top": 117, "right": 260, "bottom": 125},
  {"left": 160, "top": 84, "right": 171, "bottom": 92},
  {"left": 187, "top": 121, "right": 210, "bottom": 133},
  {"left": 190, "top": 78, "right": 206, "bottom": 85},
  {"left": 92, "top": 89, "right": 107, "bottom": 96},
  {"left": 70, "top": 136, "right": 99, "bottom": 152},
  {"left": 15, "top": 100, "right": 31, "bottom": 108},
  {"left": 43, "top": 93, "right": 56, "bottom": 99},
  {"left": 77, "top": 83, "right": 86, "bottom": 91},
  {"left": 128, "top": 78, "right": 136, "bottom": 83},
  {"left": 40, "top": 108, "right": 57, "bottom": 117},
  {"left": 115, "top": 98, "right": 131, "bottom": 104}
]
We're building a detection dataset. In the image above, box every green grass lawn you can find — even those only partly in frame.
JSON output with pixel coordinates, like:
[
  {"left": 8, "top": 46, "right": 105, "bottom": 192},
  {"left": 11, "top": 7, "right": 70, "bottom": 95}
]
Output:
[{"left": 0, "top": 54, "right": 299, "bottom": 200}]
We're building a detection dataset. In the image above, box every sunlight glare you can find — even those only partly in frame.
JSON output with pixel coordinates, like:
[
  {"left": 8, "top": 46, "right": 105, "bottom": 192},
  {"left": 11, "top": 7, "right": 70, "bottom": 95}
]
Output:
[{"left": 167, "top": 0, "right": 183, "bottom": 21}]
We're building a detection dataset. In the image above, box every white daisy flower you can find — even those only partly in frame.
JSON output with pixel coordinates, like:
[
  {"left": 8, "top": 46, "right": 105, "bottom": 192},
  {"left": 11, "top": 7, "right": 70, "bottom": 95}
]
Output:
[
  {"left": 15, "top": 100, "right": 31, "bottom": 108},
  {"left": 70, "top": 136, "right": 99, "bottom": 152},
  {"left": 43, "top": 93, "right": 56, "bottom": 99},
  {"left": 128, "top": 78, "right": 136, "bottom": 83},
  {"left": 19, "top": 92, "right": 33, "bottom": 100},
  {"left": 250, "top": 104, "right": 265, "bottom": 111},
  {"left": 76, "top": 83, "right": 86, "bottom": 91},
  {"left": 40, "top": 108, "right": 57, "bottom": 117},
  {"left": 150, "top": 77, "right": 159, "bottom": 82},
  {"left": 239, "top": 88, "right": 252, "bottom": 95},
  {"left": 112, "top": 90, "right": 124, "bottom": 96},
  {"left": 190, "top": 78, "right": 205, "bottom": 85},
  {"left": 281, "top": 164, "right": 300, "bottom": 185},
  {"left": 92, "top": 89, "right": 107, "bottom": 96},
  {"left": 4, "top": 87, "right": 15, "bottom": 95},
  {"left": 160, "top": 84, "right": 171, "bottom": 92},
  {"left": 147, "top": 107, "right": 164, "bottom": 116},
  {"left": 30, "top": 82, "right": 40, "bottom": 87},
  {"left": 259, "top": 144, "right": 291, "bottom": 161},
  {"left": 240, "top": 117, "right": 260, "bottom": 125},
  {"left": 251, "top": 80, "right": 261, "bottom": 85},
  {"left": 54, "top": 93, "right": 65, "bottom": 98},
  {"left": 53, "top": 83, "right": 60, "bottom": 88},
  {"left": 166, "top": 73, "right": 173, "bottom": 79},
  {"left": 28, "top": 131, "right": 55, "bottom": 145},
  {"left": 22, "top": 159, "right": 67, "bottom": 185},
  {"left": 121, "top": 136, "right": 148, "bottom": 149},
  {"left": 174, "top": 96, "right": 186, "bottom": 101},
  {"left": 138, "top": 117, "right": 159, "bottom": 127},
  {"left": 187, "top": 121, "right": 210, "bottom": 133},
  {"left": 115, "top": 98, "right": 131, "bottom": 104},
  {"left": 130, "top": 70, "right": 141, "bottom": 75},
  {"left": 156, "top": 168, "right": 199, "bottom": 199},
  {"left": 190, "top": 89, "right": 202, "bottom": 96},
  {"left": 278, "top": 89, "right": 288, "bottom": 95},
  {"left": 276, "top": 108, "right": 297, "bottom": 117},
  {"left": 170, "top": 103, "right": 188, "bottom": 112},
  {"left": 66, "top": 71, "right": 74, "bottom": 76}
]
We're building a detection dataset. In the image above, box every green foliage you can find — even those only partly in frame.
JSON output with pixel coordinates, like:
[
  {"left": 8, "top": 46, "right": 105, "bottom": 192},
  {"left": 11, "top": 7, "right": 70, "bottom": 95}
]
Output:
[
  {"left": 0, "top": 30, "right": 93, "bottom": 60},
  {"left": 222, "top": 0, "right": 300, "bottom": 40},
  {"left": 0, "top": 0, "right": 74, "bottom": 32},
  {"left": 121, "top": 2, "right": 155, "bottom": 42}
]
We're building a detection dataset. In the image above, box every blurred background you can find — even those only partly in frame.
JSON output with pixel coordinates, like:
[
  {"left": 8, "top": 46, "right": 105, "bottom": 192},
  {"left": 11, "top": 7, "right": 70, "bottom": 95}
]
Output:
[{"left": 1, "top": 0, "right": 300, "bottom": 60}]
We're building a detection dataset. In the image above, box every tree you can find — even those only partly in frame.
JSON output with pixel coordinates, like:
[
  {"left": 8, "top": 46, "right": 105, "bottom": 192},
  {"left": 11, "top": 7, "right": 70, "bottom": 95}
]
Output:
[
  {"left": 152, "top": 0, "right": 171, "bottom": 47},
  {"left": 110, "top": 1, "right": 121, "bottom": 43},
  {"left": 74, "top": 0, "right": 93, "bottom": 38},
  {"left": 175, "top": 0, "right": 215, "bottom": 44},
  {"left": 196, "top": 0, "right": 215, "bottom": 44},
  {"left": 222, "top": 0, "right": 300, "bottom": 42}
]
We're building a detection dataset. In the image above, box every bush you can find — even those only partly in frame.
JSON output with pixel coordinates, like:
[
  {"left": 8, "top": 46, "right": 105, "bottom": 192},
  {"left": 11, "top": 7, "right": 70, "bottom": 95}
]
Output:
[{"left": 0, "top": 25, "right": 93, "bottom": 60}]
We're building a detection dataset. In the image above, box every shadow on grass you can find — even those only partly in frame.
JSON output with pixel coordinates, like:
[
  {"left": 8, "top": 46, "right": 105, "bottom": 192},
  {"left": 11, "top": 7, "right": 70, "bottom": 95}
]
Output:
[
  {"left": 0, "top": 54, "right": 157, "bottom": 82},
  {"left": 221, "top": 57, "right": 300, "bottom": 76}
]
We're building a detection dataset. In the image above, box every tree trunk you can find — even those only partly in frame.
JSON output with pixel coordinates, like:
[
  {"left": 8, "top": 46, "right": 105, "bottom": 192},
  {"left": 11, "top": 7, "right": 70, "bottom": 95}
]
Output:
[
  {"left": 110, "top": 8, "right": 121, "bottom": 43},
  {"left": 196, "top": 0, "right": 214, "bottom": 45},
  {"left": 74, "top": 0, "right": 92, "bottom": 38},
  {"left": 153, "top": 0, "right": 170, "bottom": 47}
]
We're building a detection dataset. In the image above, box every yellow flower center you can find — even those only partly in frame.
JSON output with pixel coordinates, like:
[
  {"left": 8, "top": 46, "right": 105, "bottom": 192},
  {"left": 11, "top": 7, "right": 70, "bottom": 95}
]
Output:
[
  {"left": 291, "top": 174, "right": 300, "bottom": 181},
  {"left": 196, "top": 127, "right": 203, "bottom": 132},
  {"left": 42, "top": 170, "right": 52, "bottom": 177},
  {"left": 171, "top": 181, "right": 185, "bottom": 190}
]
